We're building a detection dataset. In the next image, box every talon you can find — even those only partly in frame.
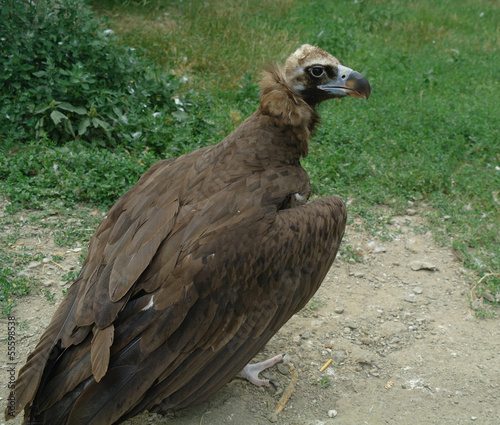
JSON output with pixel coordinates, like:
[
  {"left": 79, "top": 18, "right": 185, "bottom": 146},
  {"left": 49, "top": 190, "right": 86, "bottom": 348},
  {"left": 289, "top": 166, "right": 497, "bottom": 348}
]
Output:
[{"left": 237, "top": 354, "right": 283, "bottom": 387}]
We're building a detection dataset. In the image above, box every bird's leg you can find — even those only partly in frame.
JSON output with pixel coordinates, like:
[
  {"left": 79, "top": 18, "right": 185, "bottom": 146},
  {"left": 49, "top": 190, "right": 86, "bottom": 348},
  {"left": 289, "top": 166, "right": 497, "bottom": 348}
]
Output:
[{"left": 237, "top": 354, "right": 283, "bottom": 387}]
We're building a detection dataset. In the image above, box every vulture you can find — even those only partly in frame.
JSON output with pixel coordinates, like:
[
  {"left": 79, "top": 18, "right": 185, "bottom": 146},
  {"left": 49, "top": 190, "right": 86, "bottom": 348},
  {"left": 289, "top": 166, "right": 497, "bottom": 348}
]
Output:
[{"left": 7, "top": 44, "right": 370, "bottom": 425}]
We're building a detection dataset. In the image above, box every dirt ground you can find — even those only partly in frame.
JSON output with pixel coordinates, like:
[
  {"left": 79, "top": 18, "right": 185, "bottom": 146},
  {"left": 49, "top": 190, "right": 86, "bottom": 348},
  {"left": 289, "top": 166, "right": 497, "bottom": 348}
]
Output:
[{"left": 1, "top": 199, "right": 498, "bottom": 425}]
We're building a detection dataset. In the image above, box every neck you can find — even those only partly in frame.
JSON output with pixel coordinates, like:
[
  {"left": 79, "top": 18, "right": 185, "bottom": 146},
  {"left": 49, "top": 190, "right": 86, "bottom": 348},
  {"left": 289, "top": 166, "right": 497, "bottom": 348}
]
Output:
[{"left": 258, "top": 65, "right": 320, "bottom": 158}]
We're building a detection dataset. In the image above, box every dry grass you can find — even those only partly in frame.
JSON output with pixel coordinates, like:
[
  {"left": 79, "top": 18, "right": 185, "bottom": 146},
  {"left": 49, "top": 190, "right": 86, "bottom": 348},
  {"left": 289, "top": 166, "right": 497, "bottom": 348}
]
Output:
[{"left": 95, "top": 0, "right": 298, "bottom": 91}]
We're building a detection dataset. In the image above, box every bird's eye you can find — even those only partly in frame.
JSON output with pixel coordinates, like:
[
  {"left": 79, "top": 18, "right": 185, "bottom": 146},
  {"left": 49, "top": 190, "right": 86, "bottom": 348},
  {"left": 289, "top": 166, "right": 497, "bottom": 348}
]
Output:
[{"left": 309, "top": 66, "right": 324, "bottom": 78}]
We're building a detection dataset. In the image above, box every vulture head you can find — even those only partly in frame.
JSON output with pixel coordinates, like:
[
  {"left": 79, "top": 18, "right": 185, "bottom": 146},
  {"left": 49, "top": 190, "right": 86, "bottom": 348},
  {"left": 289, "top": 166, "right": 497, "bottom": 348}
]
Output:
[{"left": 284, "top": 44, "right": 371, "bottom": 106}]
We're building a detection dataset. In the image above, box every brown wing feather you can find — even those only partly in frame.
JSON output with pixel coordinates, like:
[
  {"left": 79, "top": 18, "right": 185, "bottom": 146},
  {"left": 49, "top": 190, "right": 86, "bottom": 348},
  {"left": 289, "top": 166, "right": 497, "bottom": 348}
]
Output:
[
  {"left": 6, "top": 282, "right": 80, "bottom": 418},
  {"left": 90, "top": 325, "right": 114, "bottom": 382}
]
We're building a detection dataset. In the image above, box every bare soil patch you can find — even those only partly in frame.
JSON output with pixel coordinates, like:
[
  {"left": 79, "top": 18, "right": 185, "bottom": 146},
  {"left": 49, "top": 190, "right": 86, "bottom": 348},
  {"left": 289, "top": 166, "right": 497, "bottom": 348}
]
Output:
[{"left": 1, "top": 202, "right": 499, "bottom": 425}]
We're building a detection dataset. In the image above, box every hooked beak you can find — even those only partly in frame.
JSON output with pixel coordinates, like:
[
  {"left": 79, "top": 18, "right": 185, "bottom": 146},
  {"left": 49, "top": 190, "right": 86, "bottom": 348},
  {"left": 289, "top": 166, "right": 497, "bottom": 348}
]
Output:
[{"left": 318, "top": 64, "right": 371, "bottom": 99}]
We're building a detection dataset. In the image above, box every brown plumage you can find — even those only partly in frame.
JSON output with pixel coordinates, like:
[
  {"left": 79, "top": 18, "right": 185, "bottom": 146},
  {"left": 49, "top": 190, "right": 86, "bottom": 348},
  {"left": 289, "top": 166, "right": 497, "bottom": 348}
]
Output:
[{"left": 7, "top": 44, "right": 370, "bottom": 425}]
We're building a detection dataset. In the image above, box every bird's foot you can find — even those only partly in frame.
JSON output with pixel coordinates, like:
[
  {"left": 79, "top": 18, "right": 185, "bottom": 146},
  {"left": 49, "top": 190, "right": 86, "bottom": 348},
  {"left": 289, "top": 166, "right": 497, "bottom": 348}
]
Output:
[{"left": 237, "top": 354, "right": 284, "bottom": 388}]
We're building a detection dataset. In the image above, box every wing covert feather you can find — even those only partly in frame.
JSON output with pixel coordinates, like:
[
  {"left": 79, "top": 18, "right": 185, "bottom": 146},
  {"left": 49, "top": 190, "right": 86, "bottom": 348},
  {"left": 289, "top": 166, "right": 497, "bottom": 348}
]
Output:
[{"left": 90, "top": 325, "right": 114, "bottom": 383}]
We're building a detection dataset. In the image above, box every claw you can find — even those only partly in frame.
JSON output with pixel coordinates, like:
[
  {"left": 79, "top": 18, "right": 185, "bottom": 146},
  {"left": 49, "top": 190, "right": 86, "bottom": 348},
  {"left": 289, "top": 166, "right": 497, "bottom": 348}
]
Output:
[{"left": 237, "top": 354, "right": 284, "bottom": 387}]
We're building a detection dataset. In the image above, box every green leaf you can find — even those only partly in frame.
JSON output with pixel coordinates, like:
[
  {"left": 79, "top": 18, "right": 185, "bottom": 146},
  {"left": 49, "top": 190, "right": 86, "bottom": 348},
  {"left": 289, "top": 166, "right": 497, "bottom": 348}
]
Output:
[
  {"left": 35, "top": 118, "right": 44, "bottom": 130},
  {"left": 65, "top": 119, "right": 75, "bottom": 137},
  {"left": 50, "top": 110, "right": 67, "bottom": 125},
  {"left": 35, "top": 103, "right": 52, "bottom": 114},
  {"left": 172, "top": 110, "right": 189, "bottom": 121},
  {"left": 58, "top": 103, "right": 87, "bottom": 115},
  {"left": 78, "top": 118, "right": 91, "bottom": 135},
  {"left": 32, "top": 70, "right": 47, "bottom": 78},
  {"left": 35, "top": 118, "right": 45, "bottom": 138},
  {"left": 112, "top": 106, "right": 123, "bottom": 117},
  {"left": 92, "top": 118, "right": 112, "bottom": 131}
]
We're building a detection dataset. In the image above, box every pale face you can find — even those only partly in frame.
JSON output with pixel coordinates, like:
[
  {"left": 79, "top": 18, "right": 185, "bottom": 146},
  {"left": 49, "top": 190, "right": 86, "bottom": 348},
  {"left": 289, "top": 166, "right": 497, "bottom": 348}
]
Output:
[{"left": 284, "top": 44, "right": 370, "bottom": 105}]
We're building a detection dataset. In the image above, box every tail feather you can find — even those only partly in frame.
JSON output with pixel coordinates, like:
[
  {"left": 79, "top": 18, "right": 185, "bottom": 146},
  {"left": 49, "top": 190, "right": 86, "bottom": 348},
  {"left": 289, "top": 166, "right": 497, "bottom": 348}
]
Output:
[
  {"left": 36, "top": 341, "right": 92, "bottom": 413},
  {"left": 67, "top": 366, "right": 139, "bottom": 425},
  {"left": 7, "top": 281, "right": 83, "bottom": 420},
  {"left": 35, "top": 376, "right": 94, "bottom": 425}
]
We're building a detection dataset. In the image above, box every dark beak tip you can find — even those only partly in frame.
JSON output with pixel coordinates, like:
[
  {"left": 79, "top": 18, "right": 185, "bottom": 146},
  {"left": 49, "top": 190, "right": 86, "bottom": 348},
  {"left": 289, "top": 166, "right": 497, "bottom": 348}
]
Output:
[
  {"left": 348, "top": 71, "right": 371, "bottom": 100},
  {"left": 364, "top": 85, "right": 371, "bottom": 100}
]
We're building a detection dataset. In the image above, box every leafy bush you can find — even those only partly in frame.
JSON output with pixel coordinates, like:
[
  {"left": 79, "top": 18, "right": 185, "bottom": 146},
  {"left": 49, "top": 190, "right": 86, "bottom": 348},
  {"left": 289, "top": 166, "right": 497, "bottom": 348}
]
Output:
[{"left": 0, "top": 0, "right": 197, "bottom": 151}]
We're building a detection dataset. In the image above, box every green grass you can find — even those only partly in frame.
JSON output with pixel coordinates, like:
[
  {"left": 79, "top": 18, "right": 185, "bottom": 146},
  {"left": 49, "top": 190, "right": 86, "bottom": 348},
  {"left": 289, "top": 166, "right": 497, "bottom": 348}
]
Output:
[
  {"left": 1, "top": 0, "right": 498, "bottom": 313},
  {"left": 0, "top": 213, "right": 40, "bottom": 315},
  {"left": 0, "top": 204, "right": 102, "bottom": 315},
  {"left": 0, "top": 141, "right": 159, "bottom": 210}
]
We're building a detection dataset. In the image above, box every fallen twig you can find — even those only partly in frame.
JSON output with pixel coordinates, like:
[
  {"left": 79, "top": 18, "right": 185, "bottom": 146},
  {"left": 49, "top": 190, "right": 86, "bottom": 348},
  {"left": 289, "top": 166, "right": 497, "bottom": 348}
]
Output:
[
  {"left": 469, "top": 272, "right": 499, "bottom": 303},
  {"left": 50, "top": 260, "right": 69, "bottom": 271},
  {"left": 275, "top": 369, "right": 298, "bottom": 414},
  {"left": 319, "top": 358, "right": 333, "bottom": 372}
]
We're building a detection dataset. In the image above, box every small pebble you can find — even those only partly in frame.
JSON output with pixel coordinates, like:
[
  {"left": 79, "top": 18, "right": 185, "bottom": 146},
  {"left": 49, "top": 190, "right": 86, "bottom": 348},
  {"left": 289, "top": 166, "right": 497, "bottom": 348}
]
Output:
[
  {"left": 267, "top": 412, "right": 278, "bottom": 423},
  {"left": 67, "top": 247, "right": 82, "bottom": 253},
  {"left": 409, "top": 261, "right": 438, "bottom": 271},
  {"left": 332, "top": 350, "right": 347, "bottom": 363},
  {"left": 328, "top": 409, "right": 338, "bottom": 418},
  {"left": 413, "top": 287, "right": 423, "bottom": 294},
  {"left": 404, "top": 294, "right": 416, "bottom": 303},
  {"left": 301, "top": 331, "right": 311, "bottom": 339},
  {"left": 277, "top": 363, "right": 289, "bottom": 375},
  {"left": 334, "top": 307, "right": 344, "bottom": 314}
]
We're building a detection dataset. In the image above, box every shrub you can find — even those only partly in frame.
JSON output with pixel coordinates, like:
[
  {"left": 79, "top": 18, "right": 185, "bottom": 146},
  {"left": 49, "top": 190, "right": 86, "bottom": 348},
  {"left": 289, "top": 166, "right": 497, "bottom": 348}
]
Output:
[{"left": 0, "top": 0, "right": 191, "bottom": 151}]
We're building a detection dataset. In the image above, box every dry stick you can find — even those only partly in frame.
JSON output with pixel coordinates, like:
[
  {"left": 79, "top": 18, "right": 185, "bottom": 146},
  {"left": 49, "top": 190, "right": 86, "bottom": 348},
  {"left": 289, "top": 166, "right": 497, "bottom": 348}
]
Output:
[
  {"left": 275, "top": 369, "right": 299, "bottom": 414},
  {"left": 319, "top": 358, "right": 333, "bottom": 372},
  {"left": 469, "top": 272, "right": 499, "bottom": 302},
  {"left": 51, "top": 260, "right": 69, "bottom": 271}
]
